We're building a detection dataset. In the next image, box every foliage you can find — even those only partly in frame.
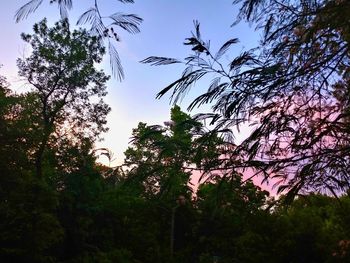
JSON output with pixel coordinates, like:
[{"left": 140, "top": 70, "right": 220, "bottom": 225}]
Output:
[
  {"left": 2, "top": 2, "right": 350, "bottom": 261},
  {"left": 17, "top": 19, "right": 110, "bottom": 178},
  {"left": 124, "top": 105, "right": 207, "bottom": 200},
  {"left": 0, "top": 85, "right": 37, "bottom": 174},
  {"left": 15, "top": 0, "right": 142, "bottom": 79},
  {"left": 142, "top": 0, "right": 350, "bottom": 196},
  {"left": 194, "top": 175, "right": 270, "bottom": 262},
  {"left": 2, "top": 84, "right": 350, "bottom": 261}
]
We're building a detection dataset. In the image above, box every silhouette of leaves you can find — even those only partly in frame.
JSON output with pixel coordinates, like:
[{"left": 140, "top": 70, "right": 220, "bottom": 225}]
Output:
[
  {"left": 15, "top": 0, "right": 142, "bottom": 80},
  {"left": 15, "top": 0, "right": 43, "bottom": 23},
  {"left": 109, "top": 13, "right": 142, "bottom": 34},
  {"left": 76, "top": 8, "right": 96, "bottom": 25},
  {"left": 140, "top": 57, "right": 181, "bottom": 66},
  {"left": 215, "top": 38, "right": 239, "bottom": 60},
  {"left": 58, "top": 0, "right": 73, "bottom": 19},
  {"left": 108, "top": 41, "right": 124, "bottom": 81}
]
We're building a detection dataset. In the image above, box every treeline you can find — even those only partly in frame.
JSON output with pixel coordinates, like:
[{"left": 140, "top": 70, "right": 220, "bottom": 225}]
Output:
[
  {"left": 2, "top": 0, "right": 350, "bottom": 260},
  {"left": 1, "top": 77, "right": 350, "bottom": 262}
]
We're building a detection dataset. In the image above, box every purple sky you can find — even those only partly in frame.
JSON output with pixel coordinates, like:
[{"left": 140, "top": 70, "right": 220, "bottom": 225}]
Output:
[{"left": 0, "top": 0, "right": 258, "bottom": 165}]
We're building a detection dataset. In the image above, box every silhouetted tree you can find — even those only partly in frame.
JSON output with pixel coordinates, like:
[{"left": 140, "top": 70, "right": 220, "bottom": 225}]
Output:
[
  {"left": 124, "top": 105, "right": 224, "bottom": 201},
  {"left": 17, "top": 19, "right": 110, "bottom": 179}
]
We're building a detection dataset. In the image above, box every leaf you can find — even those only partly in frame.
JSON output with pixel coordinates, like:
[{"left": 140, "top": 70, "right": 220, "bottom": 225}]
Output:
[
  {"left": 156, "top": 69, "right": 206, "bottom": 102},
  {"left": 215, "top": 38, "right": 239, "bottom": 60},
  {"left": 276, "top": 184, "right": 290, "bottom": 194},
  {"left": 77, "top": 8, "right": 97, "bottom": 25},
  {"left": 229, "top": 51, "right": 257, "bottom": 71},
  {"left": 117, "top": 0, "right": 134, "bottom": 3},
  {"left": 140, "top": 56, "right": 181, "bottom": 66},
  {"left": 108, "top": 41, "right": 124, "bottom": 81},
  {"left": 264, "top": 14, "right": 274, "bottom": 39},
  {"left": 193, "top": 20, "right": 201, "bottom": 39},
  {"left": 184, "top": 37, "right": 208, "bottom": 53},
  {"left": 183, "top": 22, "right": 210, "bottom": 55},
  {"left": 239, "top": 0, "right": 264, "bottom": 21},
  {"left": 193, "top": 113, "right": 221, "bottom": 125},
  {"left": 91, "top": 15, "right": 107, "bottom": 39},
  {"left": 109, "top": 13, "right": 142, "bottom": 34},
  {"left": 184, "top": 37, "right": 198, "bottom": 46},
  {"left": 14, "top": 0, "right": 43, "bottom": 23},
  {"left": 184, "top": 55, "right": 209, "bottom": 67},
  {"left": 283, "top": 182, "right": 302, "bottom": 204},
  {"left": 188, "top": 82, "right": 229, "bottom": 110},
  {"left": 58, "top": 0, "right": 73, "bottom": 19}
]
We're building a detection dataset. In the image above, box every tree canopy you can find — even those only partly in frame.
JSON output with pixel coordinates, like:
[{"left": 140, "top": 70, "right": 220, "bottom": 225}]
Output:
[
  {"left": 123, "top": 105, "right": 222, "bottom": 200},
  {"left": 143, "top": 0, "right": 350, "bottom": 197},
  {"left": 16, "top": 19, "right": 110, "bottom": 179}
]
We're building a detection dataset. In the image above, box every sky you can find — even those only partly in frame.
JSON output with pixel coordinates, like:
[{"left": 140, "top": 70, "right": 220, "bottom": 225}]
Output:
[{"left": 0, "top": 0, "right": 259, "bottom": 166}]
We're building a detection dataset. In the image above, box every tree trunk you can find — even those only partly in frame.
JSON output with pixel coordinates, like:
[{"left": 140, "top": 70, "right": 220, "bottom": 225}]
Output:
[{"left": 35, "top": 127, "right": 50, "bottom": 179}]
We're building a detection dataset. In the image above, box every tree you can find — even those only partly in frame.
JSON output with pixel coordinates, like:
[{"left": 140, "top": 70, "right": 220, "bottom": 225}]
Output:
[
  {"left": 142, "top": 0, "right": 350, "bottom": 196},
  {"left": 194, "top": 174, "right": 270, "bottom": 262},
  {"left": 15, "top": 0, "right": 142, "bottom": 79},
  {"left": 124, "top": 106, "right": 204, "bottom": 200},
  {"left": 0, "top": 71, "right": 48, "bottom": 178},
  {"left": 0, "top": 80, "right": 65, "bottom": 262},
  {"left": 17, "top": 19, "right": 110, "bottom": 179},
  {"left": 271, "top": 194, "right": 348, "bottom": 263},
  {"left": 123, "top": 105, "right": 233, "bottom": 201}
]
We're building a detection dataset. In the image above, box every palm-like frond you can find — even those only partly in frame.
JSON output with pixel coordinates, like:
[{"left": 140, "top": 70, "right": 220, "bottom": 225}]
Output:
[
  {"left": 79, "top": 8, "right": 106, "bottom": 38},
  {"left": 234, "top": 0, "right": 265, "bottom": 21},
  {"left": 108, "top": 41, "right": 124, "bottom": 81},
  {"left": 156, "top": 69, "right": 207, "bottom": 104},
  {"left": 77, "top": 8, "right": 97, "bottom": 25},
  {"left": 93, "top": 15, "right": 107, "bottom": 38},
  {"left": 215, "top": 38, "right": 239, "bottom": 60},
  {"left": 140, "top": 57, "right": 181, "bottom": 66},
  {"left": 229, "top": 50, "right": 258, "bottom": 71},
  {"left": 58, "top": 0, "right": 73, "bottom": 19},
  {"left": 117, "top": 0, "right": 134, "bottom": 3},
  {"left": 15, "top": 0, "right": 43, "bottom": 23},
  {"left": 188, "top": 82, "right": 229, "bottom": 111},
  {"left": 109, "top": 13, "right": 142, "bottom": 34}
]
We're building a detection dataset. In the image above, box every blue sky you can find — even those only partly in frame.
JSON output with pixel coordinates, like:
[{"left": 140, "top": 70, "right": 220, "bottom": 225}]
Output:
[{"left": 0, "top": 0, "right": 258, "bottom": 165}]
